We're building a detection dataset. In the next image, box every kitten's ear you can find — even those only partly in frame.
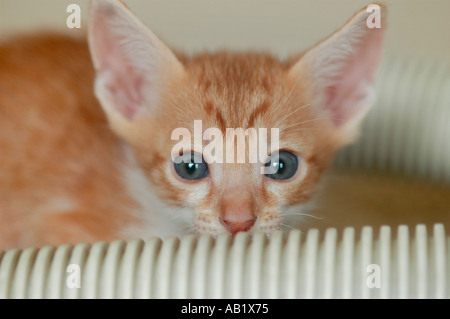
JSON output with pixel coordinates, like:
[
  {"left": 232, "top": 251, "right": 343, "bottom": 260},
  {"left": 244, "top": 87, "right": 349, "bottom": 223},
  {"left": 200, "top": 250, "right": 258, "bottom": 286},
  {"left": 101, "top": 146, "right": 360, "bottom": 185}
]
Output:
[
  {"left": 289, "top": 5, "right": 386, "bottom": 145},
  {"left": 88, "top": 0, "right": 184, "bottom": 131}
]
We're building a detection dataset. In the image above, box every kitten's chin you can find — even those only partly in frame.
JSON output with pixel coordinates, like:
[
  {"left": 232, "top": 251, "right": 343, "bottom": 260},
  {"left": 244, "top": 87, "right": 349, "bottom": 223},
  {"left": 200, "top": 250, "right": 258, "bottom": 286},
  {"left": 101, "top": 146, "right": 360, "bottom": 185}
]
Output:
[
  {"left": 193, "top": 222, "right": 226, "bottom": 238},
  {"left": 194, "top": 226, "right": 283, "bottom": 238},
  {"left": 193, "top": 217, "right": 283, "bottom": 237}
]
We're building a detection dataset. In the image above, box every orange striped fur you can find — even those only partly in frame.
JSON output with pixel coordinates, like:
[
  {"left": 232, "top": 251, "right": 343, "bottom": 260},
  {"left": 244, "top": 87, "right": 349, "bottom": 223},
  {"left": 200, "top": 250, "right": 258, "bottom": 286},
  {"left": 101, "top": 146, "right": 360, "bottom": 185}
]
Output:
[{"left": 0, "top": 1, "right": 385, "bottom": 249}]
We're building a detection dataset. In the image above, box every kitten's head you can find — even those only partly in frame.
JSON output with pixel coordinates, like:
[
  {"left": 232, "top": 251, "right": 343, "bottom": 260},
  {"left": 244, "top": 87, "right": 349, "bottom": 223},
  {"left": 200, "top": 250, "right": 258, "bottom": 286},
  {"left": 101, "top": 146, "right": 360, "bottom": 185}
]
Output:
[{"left": 88, "top": 0, "right": 385, "bottom": 235}]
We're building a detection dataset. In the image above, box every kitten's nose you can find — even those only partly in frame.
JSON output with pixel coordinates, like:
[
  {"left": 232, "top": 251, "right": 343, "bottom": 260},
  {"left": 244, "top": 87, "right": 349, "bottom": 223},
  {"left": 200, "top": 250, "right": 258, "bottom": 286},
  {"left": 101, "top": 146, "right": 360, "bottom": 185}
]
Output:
[{"left": 220, "top": 217, "right": 256, "bottom": 235}]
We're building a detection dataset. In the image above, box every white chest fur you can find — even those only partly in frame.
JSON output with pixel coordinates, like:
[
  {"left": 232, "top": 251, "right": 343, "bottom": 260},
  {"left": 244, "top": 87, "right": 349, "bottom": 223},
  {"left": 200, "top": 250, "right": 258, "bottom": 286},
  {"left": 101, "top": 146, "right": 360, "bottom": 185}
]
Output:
[{"left": 120, "top": 146, "right": 188, "bottom": 240}]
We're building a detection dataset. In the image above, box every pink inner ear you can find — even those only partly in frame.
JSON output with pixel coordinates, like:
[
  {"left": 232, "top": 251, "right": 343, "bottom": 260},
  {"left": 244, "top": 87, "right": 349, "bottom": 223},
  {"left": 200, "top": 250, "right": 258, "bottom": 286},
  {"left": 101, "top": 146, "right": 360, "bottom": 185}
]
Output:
[
  {"left": 324, "top": 31, "right": 383, "bottom": 127},
  {"left": 106, "top": 65, "right": 146, "bottom": 120},
  {"left": 100, "top": 41, "right": 148, "bottom": 120},
  {"left": 90, "top": 7, "right": 155, "bottom": 121},
  {"left": 325, "top": 59, "right": 370, "bottom": 126}
]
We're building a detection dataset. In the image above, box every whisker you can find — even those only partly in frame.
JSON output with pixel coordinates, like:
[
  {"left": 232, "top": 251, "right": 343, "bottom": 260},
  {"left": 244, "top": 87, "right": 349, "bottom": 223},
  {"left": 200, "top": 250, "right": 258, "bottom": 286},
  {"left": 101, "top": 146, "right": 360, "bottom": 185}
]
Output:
[
  {"left": 281, "top": 117, "right": 335, "bottom": 131},
  {"left": 182, "top": 223, "right": 196, "bottom": 234},
  {"left": 164, "top": 91, "right": 204, "bottom": 124},
  {"left": 164, "top": 100, "right": 195, "bottom": 122},
  {"left": 279, "top": 127, "right": 327, "bottom": 136},
  {"left": 280, "top": 223, "right": 296, "bottom": 230},
  {"left": 277, "top": 69, "right": 309, "bottom": 115},
  {"left": 181, "top": 92, "right": 203, "bottom": 121},
  {"left": 275, "top": 103, "right": 311, "bottom": 127},
  {"left": 281, "top": 212, "right": 324, "bottom": 220}
]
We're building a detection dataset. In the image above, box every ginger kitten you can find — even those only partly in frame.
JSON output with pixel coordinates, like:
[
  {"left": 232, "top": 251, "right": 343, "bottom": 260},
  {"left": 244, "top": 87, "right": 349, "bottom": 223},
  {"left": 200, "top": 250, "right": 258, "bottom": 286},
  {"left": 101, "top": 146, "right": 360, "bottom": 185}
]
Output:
[{"left": 0, "top": 0, "right": 385, "bottom": 249}]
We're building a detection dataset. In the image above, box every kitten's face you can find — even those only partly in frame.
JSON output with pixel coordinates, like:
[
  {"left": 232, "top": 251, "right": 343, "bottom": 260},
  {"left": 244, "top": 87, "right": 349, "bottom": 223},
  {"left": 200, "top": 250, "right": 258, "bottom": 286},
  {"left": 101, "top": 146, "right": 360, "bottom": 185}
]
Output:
[
  {"left": 88, "top": 0, "right": 385, "bottom": 236},
  {"left": 129, "top": 52, "right": 340, "bottom": 235}
]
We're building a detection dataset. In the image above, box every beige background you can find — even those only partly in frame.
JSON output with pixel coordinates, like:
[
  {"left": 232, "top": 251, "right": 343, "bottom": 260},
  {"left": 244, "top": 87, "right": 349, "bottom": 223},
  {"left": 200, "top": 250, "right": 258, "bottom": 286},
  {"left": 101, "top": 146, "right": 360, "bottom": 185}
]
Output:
[{"left": 0, "top": 0, "right": 449, "bottom": 61}]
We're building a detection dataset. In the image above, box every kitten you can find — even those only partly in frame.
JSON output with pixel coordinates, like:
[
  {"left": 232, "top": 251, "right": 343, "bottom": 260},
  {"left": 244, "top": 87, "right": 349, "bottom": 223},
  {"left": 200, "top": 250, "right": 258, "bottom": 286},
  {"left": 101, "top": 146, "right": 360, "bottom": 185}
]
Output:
[{"left": 0, "top": 0, "right": 385, "bottom": 249}]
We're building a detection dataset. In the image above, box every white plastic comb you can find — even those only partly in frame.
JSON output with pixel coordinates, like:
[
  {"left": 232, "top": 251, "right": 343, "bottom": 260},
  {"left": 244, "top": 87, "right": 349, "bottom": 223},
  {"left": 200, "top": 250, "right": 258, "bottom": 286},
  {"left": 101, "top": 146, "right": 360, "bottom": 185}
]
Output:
[{"left": 0, "top": 224, "right": 448, "bottom": 298}]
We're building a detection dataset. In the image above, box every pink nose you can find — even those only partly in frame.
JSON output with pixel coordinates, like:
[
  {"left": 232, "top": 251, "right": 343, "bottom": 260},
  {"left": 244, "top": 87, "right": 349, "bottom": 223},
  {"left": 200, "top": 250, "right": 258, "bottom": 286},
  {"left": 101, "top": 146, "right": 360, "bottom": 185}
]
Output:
[{"left": 220, "top": 217, "right": 256, "bottom": 235}]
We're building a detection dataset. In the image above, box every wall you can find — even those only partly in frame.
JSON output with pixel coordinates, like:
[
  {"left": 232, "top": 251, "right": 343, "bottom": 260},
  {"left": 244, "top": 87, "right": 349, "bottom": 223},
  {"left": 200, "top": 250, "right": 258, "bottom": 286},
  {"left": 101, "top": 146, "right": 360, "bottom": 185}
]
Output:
[{"left": 0, "top": 0, "right": 449, "bottom": 61}]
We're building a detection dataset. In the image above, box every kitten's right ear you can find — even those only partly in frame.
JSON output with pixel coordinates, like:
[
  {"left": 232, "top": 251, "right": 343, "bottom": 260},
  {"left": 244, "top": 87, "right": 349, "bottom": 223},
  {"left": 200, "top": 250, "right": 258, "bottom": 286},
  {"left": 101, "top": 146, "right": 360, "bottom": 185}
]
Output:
[{"left": 88, "top": 0, "right": 184, "bottom": 135}]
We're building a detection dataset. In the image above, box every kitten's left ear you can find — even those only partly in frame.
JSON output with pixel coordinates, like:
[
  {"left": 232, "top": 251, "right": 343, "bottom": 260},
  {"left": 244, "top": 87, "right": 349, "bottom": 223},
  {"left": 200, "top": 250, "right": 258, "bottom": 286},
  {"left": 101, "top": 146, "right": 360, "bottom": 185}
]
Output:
[
  {"left": 289, "top": 4, "right": 386, "bottom": 145},
  {"left": 88, "top": 0, "right": 185, "bottom": 136}
]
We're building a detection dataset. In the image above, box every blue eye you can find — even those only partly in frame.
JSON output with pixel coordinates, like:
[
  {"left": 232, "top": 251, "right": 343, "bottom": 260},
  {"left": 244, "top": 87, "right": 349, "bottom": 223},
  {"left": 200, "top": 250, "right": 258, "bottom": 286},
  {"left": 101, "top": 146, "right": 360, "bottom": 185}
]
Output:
[
  {"left": 174, "top": 152, "right": 209, "bottom": 181},
  {"left": 265, "top": 151, "right": 299, "bottom": 180}
]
